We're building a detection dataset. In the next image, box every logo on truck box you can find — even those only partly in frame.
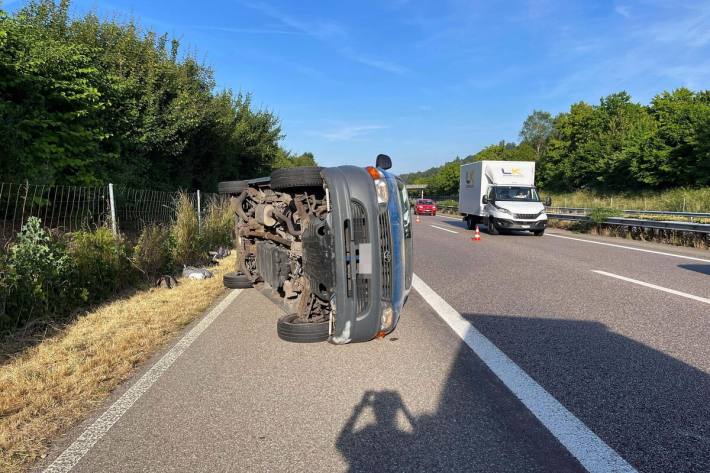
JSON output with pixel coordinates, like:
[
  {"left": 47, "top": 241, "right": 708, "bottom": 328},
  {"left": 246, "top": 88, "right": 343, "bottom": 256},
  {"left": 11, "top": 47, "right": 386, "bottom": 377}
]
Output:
[{"left": 501, "top": 167, "right": 524, "bottom": 176}]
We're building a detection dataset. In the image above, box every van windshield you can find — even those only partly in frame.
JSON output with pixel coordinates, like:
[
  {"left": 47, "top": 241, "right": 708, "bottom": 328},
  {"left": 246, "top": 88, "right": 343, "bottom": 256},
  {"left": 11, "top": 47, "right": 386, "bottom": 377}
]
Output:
[{"left": 492, "top": 186, "right": 539, "bottom": 202}]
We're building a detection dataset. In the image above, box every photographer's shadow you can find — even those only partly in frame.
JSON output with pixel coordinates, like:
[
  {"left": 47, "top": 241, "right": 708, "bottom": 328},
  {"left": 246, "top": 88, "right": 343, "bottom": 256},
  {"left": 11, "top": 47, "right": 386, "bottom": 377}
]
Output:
[{"left": 336, "top": 390, "right": 423, "bottom": 472}]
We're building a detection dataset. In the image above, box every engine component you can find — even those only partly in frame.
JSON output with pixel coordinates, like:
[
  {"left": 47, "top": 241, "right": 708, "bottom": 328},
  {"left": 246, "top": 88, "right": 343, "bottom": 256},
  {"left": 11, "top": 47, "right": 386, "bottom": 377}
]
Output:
[
  {"left": 255, "top": 203, "right": 277, "bottom": 227},
  {"left": 256, "top": 241, "right": 291, "bottom": 291},
  {"left": 301, "top": 218, "right": 336, "bottom": 300}
]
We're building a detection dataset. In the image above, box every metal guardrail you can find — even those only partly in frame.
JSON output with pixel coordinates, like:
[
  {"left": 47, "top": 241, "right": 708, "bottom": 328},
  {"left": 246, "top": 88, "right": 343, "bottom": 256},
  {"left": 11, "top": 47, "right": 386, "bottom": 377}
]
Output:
[
  {"left": 437, "top": 205, "right": 710, "bottom": 234},
  {"left": 546, "top": 207, "right": 710, "bottom": 219},
  {"left": 546, "top": 214, "right": 710, "bottom": 234}
]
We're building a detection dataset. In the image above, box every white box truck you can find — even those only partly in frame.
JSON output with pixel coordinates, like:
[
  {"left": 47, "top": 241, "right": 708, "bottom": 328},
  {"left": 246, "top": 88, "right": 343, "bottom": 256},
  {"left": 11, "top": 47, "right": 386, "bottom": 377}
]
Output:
[{"left": 458, "top": 161, "right": 550, "bottom": 235}]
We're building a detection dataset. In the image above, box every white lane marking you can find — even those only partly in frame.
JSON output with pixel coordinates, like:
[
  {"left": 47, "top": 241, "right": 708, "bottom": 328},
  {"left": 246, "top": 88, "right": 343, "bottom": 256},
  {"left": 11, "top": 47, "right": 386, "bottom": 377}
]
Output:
[
  {"left": 439, "top": 214, "right": 463, "bottom": 221},
  {"left": 429, "top": 224, "right": 459, "bottom": 234},
  {"left": 412, "top": 274, "right": 637, "bottom": 473},
  {"left": 592, "top": 270, "right": 710, "bottom": 305},
  {"left": 547, "top": 233, "right": 710, "bottom": 263},
  {"left": 43, "top": 289, "right": 243, "bottom": 473}
]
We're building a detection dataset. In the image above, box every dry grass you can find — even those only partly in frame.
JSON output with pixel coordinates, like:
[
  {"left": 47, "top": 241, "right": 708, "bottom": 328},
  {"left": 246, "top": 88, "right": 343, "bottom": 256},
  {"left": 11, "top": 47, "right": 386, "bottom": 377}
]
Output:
[{"left": 0, "top": 254, "right": 235, "bottom": 473}]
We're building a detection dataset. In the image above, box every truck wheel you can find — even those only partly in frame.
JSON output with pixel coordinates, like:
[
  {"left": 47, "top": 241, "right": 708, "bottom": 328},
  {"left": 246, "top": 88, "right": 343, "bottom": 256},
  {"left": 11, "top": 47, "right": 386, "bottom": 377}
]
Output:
[
  {"left": 270, "top": 167, "right": 323, "bottom": 191},
  {"left": 488, "top": 217, "right": 500, "bottom": 235},
  {"left": 533, "top": 229, "right": 545, "bottom": 236},
  {"left": 465, "top": 216, "right": 474, "bottom": 230},
  {"left": 276, "top": 314, "right": 329, "bottom": 343},
  {"left": 218, "top": 180, "right": 249, "bottom": 194},
  {"left": 223, "top": 272, "right": 253, "bottom": 289}
]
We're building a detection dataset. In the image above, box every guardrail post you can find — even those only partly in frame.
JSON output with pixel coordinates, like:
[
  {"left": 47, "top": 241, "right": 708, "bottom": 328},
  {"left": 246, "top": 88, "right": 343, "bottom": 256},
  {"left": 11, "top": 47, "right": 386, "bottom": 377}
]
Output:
[
  {"left": 108, "top": 183, "right": 117, "bottom": 236},
  {"left": 197, "top": 190, "right": 201, "bottom": 230}
]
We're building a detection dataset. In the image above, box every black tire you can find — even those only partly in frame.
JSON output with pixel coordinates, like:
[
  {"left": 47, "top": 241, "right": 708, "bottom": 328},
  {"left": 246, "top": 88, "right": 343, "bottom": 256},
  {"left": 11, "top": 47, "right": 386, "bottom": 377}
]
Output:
[
  {"left": 465, "top": 216, "right": 474, "bottom": 230},
  {"left": 277, "top": 314, "right": 329, "bottom": 343},
  {"left": 218, "top": 180, "right": 249, "bottom": 194},
  {"left": 223, "top": 272, "right": 253, "bottom": 289},
  {"left": 533, "top": 229, "right": 545, "bottom": 236},
  {"left": 488, "top": 217, "right": 500, "bottom": 235},
  {"left": 270, "top": 167, "right": 323, "bottom": 191}
]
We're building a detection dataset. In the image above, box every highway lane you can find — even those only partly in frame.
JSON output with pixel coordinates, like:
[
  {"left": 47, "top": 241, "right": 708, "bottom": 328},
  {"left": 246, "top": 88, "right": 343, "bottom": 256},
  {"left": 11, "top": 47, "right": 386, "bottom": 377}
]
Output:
[
  {"left": 414, "top": 214, "right": 710, "bottom": 472},
  {"left": 39, "top": 289, "right": 585, "bottom": 473}
]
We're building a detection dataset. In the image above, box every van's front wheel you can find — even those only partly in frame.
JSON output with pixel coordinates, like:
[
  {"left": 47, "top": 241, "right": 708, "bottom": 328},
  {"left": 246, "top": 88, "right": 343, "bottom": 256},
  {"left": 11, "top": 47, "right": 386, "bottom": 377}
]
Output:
[
  {"left": 276, "top": 314, "right": 329, "bottom": 343},
  {"left": 488, "top": 217, "right": 500, "bottom": 235}
]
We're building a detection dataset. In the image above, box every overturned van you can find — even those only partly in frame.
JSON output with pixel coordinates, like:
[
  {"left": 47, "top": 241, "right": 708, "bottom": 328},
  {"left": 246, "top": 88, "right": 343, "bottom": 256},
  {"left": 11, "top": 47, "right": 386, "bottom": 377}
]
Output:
[{"left": 218, "top": 155, "right": 413, "bottom": 344}]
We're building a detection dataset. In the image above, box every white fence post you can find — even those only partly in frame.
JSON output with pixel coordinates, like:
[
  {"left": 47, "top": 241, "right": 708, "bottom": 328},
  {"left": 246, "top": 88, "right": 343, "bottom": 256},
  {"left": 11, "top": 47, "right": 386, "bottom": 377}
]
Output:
[
  {"left": 108, "top": 183, "right": 117, "bottom": 236},
  {"left": 197, "top": 190, "right": 201, "bottom": 230}
]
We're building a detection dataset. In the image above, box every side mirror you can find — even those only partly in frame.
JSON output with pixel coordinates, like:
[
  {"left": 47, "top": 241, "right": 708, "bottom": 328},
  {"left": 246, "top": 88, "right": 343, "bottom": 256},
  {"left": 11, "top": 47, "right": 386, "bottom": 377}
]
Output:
[
  {"left": 376, "top": 154, "right": 392, "bottom": 170},
  {"left": 482, "top": 196, "right": 489, "bottom": 204},
  {"left": 544, "top": 196, "right": 552, "bottom": 206}
]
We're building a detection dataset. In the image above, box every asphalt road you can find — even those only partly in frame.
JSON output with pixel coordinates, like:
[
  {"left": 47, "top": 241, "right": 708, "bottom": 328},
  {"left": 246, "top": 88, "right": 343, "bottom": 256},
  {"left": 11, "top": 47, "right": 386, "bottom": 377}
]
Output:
[{"left": 39, "top": 215, "right": 710, "bottom": 472}]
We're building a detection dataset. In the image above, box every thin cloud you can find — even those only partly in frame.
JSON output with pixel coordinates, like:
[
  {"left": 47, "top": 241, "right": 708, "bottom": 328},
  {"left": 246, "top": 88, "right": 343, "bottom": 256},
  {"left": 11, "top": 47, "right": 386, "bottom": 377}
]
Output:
[
  {"left": 241, "top": 1, "right": 409, "bottom": 75},
  {"left": 190, "top": 25, "right": 302, "bottom": 35},
  {"left": 615, "top": 5, "right": 632, "bottom": 18},
  {"left": 339, "top": 48, "right": 410, "bottom": 75},
  {"left": 240, "top": 0, "right": 346, "bottom": 40},
  {"left": 316, "top": 125, "right": 386, "bottom": 142}
]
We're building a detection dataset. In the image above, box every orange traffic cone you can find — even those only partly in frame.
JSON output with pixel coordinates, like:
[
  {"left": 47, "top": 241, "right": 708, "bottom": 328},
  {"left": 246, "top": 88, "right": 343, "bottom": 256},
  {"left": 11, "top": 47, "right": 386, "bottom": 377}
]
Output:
[
  {"left": 415, "top": 214, "right": 420, "bottom": 224},
  {"left": 472, "top": 225, "right": 481, "bottom": 242}
]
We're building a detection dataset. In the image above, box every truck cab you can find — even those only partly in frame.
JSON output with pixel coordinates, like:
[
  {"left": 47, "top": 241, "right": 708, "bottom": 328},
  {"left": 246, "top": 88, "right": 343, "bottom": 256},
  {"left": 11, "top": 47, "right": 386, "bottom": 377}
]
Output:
[{"left": 482, "top": 185, "right": 547, "bottom": 235}]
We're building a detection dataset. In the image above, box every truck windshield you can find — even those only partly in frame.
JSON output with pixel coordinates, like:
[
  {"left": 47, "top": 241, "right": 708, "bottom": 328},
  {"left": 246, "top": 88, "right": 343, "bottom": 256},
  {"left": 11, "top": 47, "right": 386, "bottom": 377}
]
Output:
[{"left": 492, "top": 186, "right": 540, "bottom": 202}]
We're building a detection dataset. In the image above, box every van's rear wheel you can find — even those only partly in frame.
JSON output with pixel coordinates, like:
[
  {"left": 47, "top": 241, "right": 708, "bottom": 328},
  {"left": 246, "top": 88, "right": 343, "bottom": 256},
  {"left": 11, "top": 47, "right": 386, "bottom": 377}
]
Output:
[
  {"left": 277, "top": 314, "right": 329, "bottom": 343},
  {"left": 488, "top": 217, "right": 500, "bottom": 235},
  {"left": 270, "top": 167, "right": 323, "bottom": 191},
  {"left": 218, "top": 180, "right": 249, "bottom": 195}
]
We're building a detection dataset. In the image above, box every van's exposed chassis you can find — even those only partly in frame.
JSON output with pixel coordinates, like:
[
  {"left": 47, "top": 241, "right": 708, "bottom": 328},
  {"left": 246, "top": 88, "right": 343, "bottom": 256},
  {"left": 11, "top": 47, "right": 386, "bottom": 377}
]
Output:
[{"left": 219, "top": 164, "right": 410, "bottom": 344}]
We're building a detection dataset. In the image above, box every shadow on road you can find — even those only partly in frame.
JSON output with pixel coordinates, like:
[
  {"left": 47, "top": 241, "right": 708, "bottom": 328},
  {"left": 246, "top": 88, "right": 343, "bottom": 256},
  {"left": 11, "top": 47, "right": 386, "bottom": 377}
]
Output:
[
  {"left": 337, "top": 313, "right": 710, "bottom": 472},
  {"left": 678, "top": 264, "right": 710, "bottom": 276},
  {"left": 336, "top": 325, "right": 585, "bottom": 472}
]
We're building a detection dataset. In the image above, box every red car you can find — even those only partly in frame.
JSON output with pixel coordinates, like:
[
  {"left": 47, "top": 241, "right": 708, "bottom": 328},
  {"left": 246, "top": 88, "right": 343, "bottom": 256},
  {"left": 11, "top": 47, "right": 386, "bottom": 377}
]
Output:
[{"left": 414, "top": 198, "right": 437, "bottom": 216}]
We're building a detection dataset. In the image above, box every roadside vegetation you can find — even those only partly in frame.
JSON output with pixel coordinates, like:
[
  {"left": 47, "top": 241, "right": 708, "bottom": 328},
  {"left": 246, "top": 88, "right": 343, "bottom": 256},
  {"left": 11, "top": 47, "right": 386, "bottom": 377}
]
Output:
[
  {"left": 0, "top": 0, "right": 315, "bottom": 190},
  {"left": 0, "top": 253, "right": 235, "bottom": 473},
  {"left": 0, "top": 193, "right": 233, "bottom": 338},
  {"left": 0, "top": 192, "right": 236, "bottom": 472},
  {"left": 544, "top": 187, "right": 710, "bottom": 213}
]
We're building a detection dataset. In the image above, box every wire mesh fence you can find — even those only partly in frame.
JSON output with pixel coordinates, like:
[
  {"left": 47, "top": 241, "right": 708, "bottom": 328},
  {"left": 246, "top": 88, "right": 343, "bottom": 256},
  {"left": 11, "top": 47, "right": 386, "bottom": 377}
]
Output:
[{"left": 0, "top": 182, "right": 220, "bottom": 247}]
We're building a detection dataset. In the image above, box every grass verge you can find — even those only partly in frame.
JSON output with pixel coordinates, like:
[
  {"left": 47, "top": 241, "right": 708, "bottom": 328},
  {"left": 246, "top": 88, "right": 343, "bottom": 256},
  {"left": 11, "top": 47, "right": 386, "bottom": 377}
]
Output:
[{"left": 0, "top": 254, "right": 235, "bottom": 473}]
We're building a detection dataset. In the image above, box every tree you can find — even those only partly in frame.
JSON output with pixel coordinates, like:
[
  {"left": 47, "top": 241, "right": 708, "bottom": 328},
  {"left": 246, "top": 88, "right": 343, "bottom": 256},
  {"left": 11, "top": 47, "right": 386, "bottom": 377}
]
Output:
[
  {"left": 519, "top": 110, "right": 553, "bottom": 160},
  {"left": 0, "top": 0, "right": 298, "bottom": 191}
]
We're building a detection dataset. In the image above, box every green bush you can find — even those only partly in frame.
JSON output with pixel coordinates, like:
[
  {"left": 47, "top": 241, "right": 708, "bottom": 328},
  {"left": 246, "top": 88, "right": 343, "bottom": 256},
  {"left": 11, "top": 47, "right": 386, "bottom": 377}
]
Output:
[
  {"left": 172, "top": 193, "right": 204, "bottom": 266},
  {"left": 588, "top": 207, "right": 622, "bottom": 225},
  {"left": 69, "top": 227, "right": 134, "bottom": 304},
  {"left": 133, "top": 225, "right": 173, "bottom": 278},
  {"left": 201, "top": 197, "right": 234, "bottom": 251},
  {"left": 1, "top": 217, "right": 76, "bottom": 329}
]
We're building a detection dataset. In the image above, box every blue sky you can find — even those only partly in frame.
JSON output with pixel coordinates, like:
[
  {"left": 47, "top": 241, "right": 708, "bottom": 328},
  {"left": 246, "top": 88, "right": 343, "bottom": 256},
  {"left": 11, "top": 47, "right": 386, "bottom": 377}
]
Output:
[{"left": 6, "top": 0, "right": 710, "bottom": 173}]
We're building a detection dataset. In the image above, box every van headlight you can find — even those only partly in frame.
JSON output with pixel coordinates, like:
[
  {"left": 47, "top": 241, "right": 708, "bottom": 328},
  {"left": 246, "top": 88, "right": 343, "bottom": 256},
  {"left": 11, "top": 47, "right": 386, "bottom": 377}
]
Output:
[
  {"left": 380, "top": 303, "right": 394, "bottom": 332},
  {"left": 374, "top": 179, "right": 389, "bottom": 204},
  {"left": 367, "top": 166, "right": 389, "bottom": 204},
  {"left": 496, "top": 206, "right": 511, "bottom": 215}
]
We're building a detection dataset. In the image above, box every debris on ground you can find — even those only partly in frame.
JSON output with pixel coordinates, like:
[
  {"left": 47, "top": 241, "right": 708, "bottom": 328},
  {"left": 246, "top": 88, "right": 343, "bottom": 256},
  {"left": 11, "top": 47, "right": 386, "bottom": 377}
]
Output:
[
  {"left": 208, "top": 246, "right": 231, "bottom": 262},
  {"left": 155, "top": 275, "right": 179, "bottom": 288},
  {"left": 182, "top": 266, "right": 214, "bottom": 280}
]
